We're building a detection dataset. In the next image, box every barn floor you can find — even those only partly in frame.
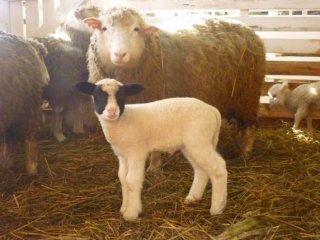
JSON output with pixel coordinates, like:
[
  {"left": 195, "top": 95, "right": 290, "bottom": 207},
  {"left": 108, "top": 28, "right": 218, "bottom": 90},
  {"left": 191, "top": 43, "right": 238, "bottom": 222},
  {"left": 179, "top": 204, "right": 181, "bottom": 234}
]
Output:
[{"left": 0, "top": 123, "right": 319, "bottom": 239}]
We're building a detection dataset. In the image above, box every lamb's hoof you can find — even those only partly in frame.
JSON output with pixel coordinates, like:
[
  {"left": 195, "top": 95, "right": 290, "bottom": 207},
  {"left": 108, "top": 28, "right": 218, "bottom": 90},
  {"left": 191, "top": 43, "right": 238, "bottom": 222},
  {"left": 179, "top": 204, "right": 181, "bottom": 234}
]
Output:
[
  {"left": 184, "top": 195, "right": 201, "bottom": 204},
  {"left": 55, "top": 134, "right": 66, "bottom": 142},
  {"left": 122, "top": 210, "right": 140, "bottom": 221},
  {"left": 210, "top": 202, "right": 226, "bottom": 215},
  {"left": 120, "top": 205, "right": 127, "bottom": 214}
]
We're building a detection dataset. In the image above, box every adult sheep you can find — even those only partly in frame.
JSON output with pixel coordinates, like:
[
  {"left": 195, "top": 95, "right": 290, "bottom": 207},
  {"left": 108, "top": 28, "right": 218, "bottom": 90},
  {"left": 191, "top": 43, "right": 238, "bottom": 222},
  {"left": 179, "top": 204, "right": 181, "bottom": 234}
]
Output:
[
  {"left": 85, "top": 7, "right": 266, "bottom": 167},
  {"left": 38, "top": 5, "right": 101, "bottom": 142},
  {"left": 0, "top": 31, "right": 49, "bottom": 175}
]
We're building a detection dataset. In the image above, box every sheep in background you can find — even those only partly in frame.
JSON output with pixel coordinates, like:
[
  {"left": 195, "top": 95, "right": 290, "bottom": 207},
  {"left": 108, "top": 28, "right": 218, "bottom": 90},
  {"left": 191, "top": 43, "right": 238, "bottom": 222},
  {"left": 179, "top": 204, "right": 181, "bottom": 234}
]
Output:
[
  {"left": 0, "top": 31, "right": 49, "bottom": 175},
  {"left": 76, "top": 78, "right": 228, "bottom": 221},
  {"left": 39, "top": 37, "right": 89, "bottom": 141},
  {"left": 39, "top": 5, "right": 101, "bottom": 142},
  {"left": 84, "top": 7, "right": 266, "bottom": 170},
  {"left": 268, "top": 81, "right": 320, "bottom": 130}
]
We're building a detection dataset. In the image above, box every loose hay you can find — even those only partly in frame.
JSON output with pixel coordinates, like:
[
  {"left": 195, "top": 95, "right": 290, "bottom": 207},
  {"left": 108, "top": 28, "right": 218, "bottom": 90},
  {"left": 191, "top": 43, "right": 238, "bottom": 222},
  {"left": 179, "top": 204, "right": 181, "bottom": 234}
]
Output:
[{"left": 0, "top": 125, "right": 319, "bottom": 239}]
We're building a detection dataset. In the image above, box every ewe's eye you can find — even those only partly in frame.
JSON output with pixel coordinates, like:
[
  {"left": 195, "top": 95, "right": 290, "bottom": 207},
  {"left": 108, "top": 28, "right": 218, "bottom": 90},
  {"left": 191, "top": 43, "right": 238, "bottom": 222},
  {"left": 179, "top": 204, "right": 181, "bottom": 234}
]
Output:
[
  {"left": 102, "top": 26, "right": 107, "bottom": 31},
  {"left": 133, "top": 27, "right": 140, "bottom": 32}
]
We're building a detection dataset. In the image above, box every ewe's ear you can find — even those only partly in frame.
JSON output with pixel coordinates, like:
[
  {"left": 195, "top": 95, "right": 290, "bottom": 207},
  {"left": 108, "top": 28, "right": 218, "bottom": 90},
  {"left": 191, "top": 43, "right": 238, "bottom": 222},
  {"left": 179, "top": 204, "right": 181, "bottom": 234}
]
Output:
[
  {"left": 144, "top": 24, "right": 158, "bottom": 35},
  {"left": 83, "top": 17, "right": 102, "bottom": 30},
  {"left": 75, "top": 82, "right": 96, "bottom": 95},
  {"left": 123, "top": 83, "right": 144, "bottom": 96},
  {"left": 74, "top": 9, "right": 81, "bottom": 19}
]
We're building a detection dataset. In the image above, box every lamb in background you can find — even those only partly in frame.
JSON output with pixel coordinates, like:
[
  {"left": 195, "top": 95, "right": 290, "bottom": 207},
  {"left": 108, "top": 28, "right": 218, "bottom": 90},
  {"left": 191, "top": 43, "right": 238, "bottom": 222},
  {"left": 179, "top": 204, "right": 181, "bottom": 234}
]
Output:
[
  {"left": 268, "top": 81, "right": 320, "bottom": 130},
  {"left": 84, "top": 6, "right": 266, "bottom": 171},
  {"left": 0, "top": 31, "right": 49, "bottom": 175},
  {"left": 76, "top": 78, "right": 228, "bottom": 221}
]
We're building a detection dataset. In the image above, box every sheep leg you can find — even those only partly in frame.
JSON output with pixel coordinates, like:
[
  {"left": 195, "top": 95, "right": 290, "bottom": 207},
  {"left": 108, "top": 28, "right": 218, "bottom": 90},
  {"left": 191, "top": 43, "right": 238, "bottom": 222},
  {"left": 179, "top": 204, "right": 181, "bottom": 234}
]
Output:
[
  {"left": 118, "top": 156, "right": 129, "bottom": 214},
  {"left": 182, "top": 149, "right": 209, "bottom": 203},
  {"left": 72, "top": 103, "right": 85, "bottom": 134},
  {"left": 123, "top": 154, "right": 147, "bottom": 220},
  {"left": 52, "top": 106, "right": 66, "bottom": 142},
  {"left": 25, "top": 134, "right": 38, "bottom": 175},
  {"left": 0, "top": 142, "right": 14, "bottom": 169},
  {"left": 306, "top": 117, "right": 313, "bottom": 132},
  {"left": 147, "top": 151, "right": 162, "bottom": 172},
  {"left": 293, "top": 107, "right": 307, "bottom": 130},
  {"left": 184, "top": 146, "right": 227, "bottom": 215},
  {"left": 238, "top": 125, "right": 256, "bottom": 158}
]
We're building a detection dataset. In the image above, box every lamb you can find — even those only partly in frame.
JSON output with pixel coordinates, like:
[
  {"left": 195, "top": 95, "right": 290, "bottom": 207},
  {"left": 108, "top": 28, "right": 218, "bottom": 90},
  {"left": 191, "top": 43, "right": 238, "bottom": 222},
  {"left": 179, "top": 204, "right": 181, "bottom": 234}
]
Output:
[
  {"left": 268, "top": 81, "right": 320, "bottom": 130},
  {"left": 38, "top": 6, "right": 101, "bottom": 142},
  {"left": 76, "top": 78, "right": 228, "bottom": 221},
  {"left": 0, "top": 31, "right": 49, "bottom": 175},
  {"left": 84, "top": 7, "right": 266, "bottom": 170}
]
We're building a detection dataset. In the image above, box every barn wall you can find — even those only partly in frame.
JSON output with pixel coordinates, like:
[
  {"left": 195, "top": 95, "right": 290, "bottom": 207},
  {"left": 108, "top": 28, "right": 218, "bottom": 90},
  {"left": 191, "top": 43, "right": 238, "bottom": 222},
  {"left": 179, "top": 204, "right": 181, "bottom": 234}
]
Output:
[{"left": 0, "top": 1, "right": 10, "bottom": 32}]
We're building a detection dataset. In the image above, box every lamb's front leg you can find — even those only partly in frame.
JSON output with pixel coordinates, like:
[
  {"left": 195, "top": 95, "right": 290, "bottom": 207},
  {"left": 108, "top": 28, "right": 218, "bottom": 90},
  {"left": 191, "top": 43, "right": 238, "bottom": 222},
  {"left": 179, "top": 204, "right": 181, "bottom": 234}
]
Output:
[
  {"left": 122, "top": 154, "right": 147, "bottom": 221},
  {"left": 118, "top": 157, "right": 128, "bottom": 214}
]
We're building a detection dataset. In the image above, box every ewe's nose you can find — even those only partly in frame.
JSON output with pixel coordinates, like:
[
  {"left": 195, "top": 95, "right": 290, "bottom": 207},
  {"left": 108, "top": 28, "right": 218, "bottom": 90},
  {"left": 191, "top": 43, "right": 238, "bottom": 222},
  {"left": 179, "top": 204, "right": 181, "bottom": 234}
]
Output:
[{"left": 114, "top": 52, "right": 127, "bottom": 60}]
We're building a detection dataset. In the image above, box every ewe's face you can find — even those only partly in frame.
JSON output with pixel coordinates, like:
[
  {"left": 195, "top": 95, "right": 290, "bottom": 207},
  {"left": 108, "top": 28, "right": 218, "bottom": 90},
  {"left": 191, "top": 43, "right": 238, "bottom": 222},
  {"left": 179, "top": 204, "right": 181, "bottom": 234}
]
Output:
[{"left": 98, "top": 14, "right": 146, "bottom": 67}]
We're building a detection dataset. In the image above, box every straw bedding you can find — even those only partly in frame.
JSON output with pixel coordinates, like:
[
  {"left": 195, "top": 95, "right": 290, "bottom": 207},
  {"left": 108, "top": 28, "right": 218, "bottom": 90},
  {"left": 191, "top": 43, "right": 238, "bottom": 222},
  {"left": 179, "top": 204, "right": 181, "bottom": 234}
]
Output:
[{"left": 0, "top": 124, "right": 319, "bottom": 239}]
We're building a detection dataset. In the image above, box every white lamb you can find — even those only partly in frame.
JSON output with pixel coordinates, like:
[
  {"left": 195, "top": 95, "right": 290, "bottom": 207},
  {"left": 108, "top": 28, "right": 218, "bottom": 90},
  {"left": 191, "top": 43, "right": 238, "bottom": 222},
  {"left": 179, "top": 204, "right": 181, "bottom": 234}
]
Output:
[
  {"left": 76, "top": 78, "right": 228, "bottom": 221},
  {"left": 268, "top": 81, "right": 320, "bottom": 130}
]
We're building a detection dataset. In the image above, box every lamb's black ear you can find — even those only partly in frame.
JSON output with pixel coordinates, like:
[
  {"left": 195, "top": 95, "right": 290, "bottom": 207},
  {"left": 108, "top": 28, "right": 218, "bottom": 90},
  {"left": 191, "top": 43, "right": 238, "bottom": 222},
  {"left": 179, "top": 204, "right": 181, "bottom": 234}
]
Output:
[
  {"left": 122, "top": 83, "right": 144, "bottom": 96},
  {"left": 75, "top": 82, "right": 96, "bottom": 95}
]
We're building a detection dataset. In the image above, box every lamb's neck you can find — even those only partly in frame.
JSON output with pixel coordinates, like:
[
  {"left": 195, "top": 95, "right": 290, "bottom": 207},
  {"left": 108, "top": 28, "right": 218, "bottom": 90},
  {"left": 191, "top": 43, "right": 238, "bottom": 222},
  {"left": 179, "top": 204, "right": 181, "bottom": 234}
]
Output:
[{"left": 98, "top": 118, "right": 122, "bottom": 143}]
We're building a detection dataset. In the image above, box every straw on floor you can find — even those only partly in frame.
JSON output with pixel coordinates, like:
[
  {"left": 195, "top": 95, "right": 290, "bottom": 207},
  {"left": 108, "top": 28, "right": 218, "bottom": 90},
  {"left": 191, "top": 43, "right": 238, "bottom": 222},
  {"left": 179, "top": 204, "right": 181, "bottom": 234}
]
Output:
[{"left": 0, "top": 123, "right": 319, "bottom": 239}]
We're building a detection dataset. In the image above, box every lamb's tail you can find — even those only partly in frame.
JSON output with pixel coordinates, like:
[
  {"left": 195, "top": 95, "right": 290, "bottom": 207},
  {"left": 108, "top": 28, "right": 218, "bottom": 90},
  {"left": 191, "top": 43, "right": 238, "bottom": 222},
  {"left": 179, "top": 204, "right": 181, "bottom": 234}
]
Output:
[{"left": 212, "top": 108, "right": 222, "bottom": 148}]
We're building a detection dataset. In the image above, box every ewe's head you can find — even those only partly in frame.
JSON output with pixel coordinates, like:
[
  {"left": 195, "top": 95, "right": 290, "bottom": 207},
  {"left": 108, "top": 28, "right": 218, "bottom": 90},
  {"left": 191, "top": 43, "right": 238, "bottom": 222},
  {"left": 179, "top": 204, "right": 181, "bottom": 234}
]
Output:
[
  {"left": 27, "top": 39, "right": 50, "bottom": 85},
  {"left": 76, "top": 78, "right": 143, "bottom": 121},
  {"left": 75, "top": 5, "right": 101, "bottom": 20},
  {"left": 267, "top": 81, "right": 289, "bottom": 106},
  {"left": 84, "top": 7, "right": 158, "bottom": 68}
]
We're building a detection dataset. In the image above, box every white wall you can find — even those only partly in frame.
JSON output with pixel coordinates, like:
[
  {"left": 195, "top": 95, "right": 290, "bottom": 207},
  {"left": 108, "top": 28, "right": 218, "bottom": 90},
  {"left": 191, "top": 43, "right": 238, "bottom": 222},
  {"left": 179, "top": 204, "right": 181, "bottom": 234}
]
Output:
[{"left": 0, "top": 0, "right": 10, "bottom": 32}]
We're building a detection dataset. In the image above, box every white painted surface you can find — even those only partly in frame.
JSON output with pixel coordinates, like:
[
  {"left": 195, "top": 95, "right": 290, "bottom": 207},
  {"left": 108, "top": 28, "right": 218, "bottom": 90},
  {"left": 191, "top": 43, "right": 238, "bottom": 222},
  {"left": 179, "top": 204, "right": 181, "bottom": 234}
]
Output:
[{"left": 0, "top": 1, "right": 9, "bottom": 32}]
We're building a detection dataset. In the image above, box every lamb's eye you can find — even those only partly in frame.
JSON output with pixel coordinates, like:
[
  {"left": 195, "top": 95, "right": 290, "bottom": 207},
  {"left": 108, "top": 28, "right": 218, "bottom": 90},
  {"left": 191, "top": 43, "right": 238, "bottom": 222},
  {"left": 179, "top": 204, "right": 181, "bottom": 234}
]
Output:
[
  {"left": 133, "top": 27, "right": 140, "bottom": 32},
  {"left": 102, "top": 26, "right": 107, "bottom": 31}
]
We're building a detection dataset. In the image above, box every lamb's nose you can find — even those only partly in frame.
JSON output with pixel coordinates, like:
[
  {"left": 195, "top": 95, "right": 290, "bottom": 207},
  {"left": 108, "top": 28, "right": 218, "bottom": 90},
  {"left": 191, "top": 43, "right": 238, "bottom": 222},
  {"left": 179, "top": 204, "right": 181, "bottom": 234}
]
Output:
[{"left": 107, "top": 108, "right": 116, "bottom": 115}]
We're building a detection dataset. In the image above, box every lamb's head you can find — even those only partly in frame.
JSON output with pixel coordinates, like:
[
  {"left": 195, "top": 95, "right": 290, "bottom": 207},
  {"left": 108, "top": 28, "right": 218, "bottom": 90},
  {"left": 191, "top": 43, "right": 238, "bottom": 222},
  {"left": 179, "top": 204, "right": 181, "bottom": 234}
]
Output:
[
  {"left": 267, "top": 81, "right": 289, "bottom": 106},
  {"left": 76, "top": 78, "right": 143, "bottom": 121},
  {"left": 84, "top": 7, "right": 158, "bottom": 68}
]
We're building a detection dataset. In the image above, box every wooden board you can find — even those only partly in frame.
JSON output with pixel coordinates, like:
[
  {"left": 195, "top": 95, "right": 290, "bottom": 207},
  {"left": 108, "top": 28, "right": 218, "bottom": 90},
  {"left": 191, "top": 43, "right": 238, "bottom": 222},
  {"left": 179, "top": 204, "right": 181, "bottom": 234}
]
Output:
[
  {"left": 266, "top": 61, "right": 320, "bottom": 75},
  {"left": 105, "top": 0, "right": 320, "bottom": 10}
]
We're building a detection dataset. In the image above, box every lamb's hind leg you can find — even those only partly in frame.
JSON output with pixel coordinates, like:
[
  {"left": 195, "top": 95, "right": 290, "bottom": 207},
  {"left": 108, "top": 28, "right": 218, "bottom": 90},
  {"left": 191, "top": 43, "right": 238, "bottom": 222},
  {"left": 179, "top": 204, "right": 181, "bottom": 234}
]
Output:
[
  {"left": 182, "top": 149, "right": 209, "bottom": 203},
  {"left": 183, "top": 146, "right": 228, "bottom": 215},
  {"left": 293, "top": 107, "right": 308, "bottom": 130}
]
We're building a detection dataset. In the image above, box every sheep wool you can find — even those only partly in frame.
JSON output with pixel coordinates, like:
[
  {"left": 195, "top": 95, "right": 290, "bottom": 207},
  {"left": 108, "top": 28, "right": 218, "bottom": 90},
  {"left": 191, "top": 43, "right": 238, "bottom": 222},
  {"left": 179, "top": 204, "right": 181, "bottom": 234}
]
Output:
[{"left": 0, "top": 31, "right": 49, "bottom": 175}]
